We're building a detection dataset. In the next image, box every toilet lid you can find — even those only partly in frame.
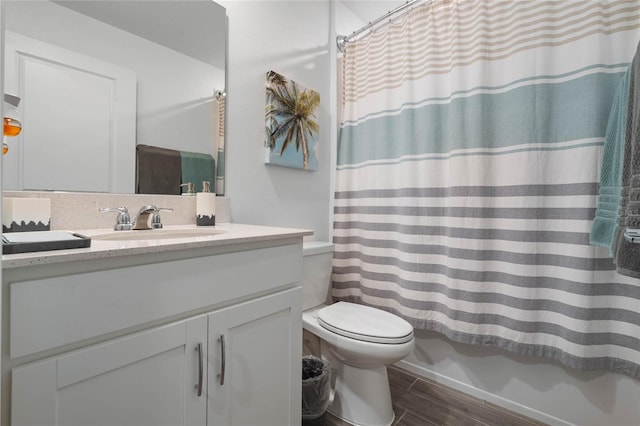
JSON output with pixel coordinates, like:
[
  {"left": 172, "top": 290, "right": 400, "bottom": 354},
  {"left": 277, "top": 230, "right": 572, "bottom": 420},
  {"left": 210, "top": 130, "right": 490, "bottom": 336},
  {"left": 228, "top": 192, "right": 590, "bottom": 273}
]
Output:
[{"left": 317, "top": 302, "right": 414, "bottom": 344}]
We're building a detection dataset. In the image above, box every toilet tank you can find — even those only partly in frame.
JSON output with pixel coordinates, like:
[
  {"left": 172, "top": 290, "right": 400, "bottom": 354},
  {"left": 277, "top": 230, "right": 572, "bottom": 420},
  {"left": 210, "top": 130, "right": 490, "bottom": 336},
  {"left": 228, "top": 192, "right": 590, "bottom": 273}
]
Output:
[{"left": 302, "top": 241, "right": 334, "bottom": 311}]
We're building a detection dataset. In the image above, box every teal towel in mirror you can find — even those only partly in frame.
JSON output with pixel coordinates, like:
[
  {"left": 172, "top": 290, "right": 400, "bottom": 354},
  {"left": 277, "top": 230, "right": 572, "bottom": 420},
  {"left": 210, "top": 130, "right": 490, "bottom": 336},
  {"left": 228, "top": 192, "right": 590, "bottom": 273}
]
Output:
[{"left": 180, "top": 151, "right": 215, "bottom": 193}]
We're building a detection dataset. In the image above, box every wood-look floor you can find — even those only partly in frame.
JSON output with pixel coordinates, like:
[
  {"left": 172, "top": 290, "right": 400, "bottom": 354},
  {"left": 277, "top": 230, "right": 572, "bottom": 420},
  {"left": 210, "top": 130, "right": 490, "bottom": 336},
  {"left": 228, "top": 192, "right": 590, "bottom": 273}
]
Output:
[{"left": 323, "top": 365, "right": 548, "bottom": 426}]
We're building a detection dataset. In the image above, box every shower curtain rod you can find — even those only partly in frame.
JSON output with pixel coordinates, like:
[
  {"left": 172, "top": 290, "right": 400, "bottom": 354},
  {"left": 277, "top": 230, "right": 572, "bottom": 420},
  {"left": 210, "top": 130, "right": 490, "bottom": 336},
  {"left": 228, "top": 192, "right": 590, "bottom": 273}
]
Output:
[{"left": 336, "top": 0, "right": 426, "bottom": 52}]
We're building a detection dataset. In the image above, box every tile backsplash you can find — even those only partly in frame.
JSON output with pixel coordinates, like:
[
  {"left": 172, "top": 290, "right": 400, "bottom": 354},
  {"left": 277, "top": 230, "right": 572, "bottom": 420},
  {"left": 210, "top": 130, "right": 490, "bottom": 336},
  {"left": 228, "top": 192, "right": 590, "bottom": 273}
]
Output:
[{"left": 3, "top": 191, "right": 230, "bottom": 231}]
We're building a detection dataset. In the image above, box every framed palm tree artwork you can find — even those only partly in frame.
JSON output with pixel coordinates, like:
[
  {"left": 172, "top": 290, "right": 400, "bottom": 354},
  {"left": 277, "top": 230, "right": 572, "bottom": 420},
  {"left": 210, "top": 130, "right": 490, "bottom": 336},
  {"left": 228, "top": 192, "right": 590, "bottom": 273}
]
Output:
[{"left": 265, "top": 71, "right": 320, "bottom": 170}]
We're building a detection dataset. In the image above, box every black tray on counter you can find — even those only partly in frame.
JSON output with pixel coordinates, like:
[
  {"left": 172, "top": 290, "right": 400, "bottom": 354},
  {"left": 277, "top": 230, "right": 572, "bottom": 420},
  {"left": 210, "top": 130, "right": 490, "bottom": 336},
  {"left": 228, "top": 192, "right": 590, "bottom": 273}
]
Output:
[{"left": 2, "top": 231, "right": 92, "bottom": 255}]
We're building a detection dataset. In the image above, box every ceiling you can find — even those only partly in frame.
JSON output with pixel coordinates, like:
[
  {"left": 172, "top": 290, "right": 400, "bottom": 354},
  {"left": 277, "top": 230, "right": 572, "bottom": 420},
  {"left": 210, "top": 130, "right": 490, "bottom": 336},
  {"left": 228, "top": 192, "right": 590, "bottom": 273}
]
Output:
[{"left": 341, "top": 1, "right": 406, "bottom": 26}]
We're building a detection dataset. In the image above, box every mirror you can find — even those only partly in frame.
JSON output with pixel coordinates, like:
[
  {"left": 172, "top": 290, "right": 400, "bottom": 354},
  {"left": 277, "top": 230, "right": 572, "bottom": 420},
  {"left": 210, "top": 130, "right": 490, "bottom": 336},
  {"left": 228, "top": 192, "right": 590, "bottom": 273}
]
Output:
[{"left": 2, "top": 0, "right": 227, "bottom": 195}]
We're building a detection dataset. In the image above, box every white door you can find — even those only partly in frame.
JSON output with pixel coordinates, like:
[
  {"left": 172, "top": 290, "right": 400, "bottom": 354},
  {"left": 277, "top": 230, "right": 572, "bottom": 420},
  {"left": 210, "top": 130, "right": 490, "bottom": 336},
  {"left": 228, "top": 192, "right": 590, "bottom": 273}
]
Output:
[
  {"left": 207, "top": 288, "right": 302, "bottom": 426},
  {"left": 12, "top": 316, "right": 207, "bottom": 426},
  {"left": 3, "top": 31, "right": 136, "bottom": 193}
]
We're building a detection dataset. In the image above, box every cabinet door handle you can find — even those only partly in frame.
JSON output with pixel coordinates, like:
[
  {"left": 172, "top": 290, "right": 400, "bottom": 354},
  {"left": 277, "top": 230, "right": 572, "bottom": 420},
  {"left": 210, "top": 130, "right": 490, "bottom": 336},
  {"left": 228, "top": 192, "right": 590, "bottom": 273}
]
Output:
[
  {"left": 217, "top": 335, "right": 226, "bottom": 386},
  {"left": 195, "top": 342, "right": 203, "bottom": 397}
]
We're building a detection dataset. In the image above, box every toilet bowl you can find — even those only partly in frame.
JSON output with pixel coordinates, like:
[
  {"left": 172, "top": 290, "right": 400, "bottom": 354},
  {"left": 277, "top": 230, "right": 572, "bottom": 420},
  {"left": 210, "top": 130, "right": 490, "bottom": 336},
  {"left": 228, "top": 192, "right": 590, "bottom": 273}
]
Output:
[{"left": 302, "top": 242, "right": 415, "bottom": 426}]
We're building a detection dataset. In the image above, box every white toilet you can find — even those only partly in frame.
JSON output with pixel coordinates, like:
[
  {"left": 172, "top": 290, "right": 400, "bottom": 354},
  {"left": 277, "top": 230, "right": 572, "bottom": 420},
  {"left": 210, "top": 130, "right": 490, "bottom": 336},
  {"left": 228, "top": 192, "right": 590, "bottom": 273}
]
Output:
[{"left": 302, "top": 242, "right": 415, "bottom": 426}]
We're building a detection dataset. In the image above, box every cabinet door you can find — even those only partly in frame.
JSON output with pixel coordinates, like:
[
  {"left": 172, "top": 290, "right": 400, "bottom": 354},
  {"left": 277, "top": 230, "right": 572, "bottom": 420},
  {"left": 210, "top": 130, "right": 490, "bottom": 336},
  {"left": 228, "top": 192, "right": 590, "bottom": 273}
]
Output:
[
  {"left": 208, "top": 287, "right": 302, "bottom": 426},
  {"left": 12, "top": 316, "right": 207, "bottom": 426}
]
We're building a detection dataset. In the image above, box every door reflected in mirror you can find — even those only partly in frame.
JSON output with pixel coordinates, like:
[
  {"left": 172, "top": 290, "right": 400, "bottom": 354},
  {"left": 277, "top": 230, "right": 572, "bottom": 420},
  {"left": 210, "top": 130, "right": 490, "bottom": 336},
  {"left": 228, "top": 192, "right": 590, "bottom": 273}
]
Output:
[{"left": 2, "top": 0, "right": 226, "bottom": 195}]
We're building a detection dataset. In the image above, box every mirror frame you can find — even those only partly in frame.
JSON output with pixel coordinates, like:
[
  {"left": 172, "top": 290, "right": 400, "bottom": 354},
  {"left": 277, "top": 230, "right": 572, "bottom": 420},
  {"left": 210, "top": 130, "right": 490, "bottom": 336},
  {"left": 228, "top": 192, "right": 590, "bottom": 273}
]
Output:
[{"left": 2, "top": 0, "right": 227, "bottom": 196}]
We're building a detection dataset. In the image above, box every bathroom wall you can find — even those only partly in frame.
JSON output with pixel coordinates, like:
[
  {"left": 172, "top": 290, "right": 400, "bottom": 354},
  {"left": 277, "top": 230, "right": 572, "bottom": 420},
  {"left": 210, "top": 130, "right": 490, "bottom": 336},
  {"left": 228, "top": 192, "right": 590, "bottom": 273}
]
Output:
[
  {"left": 219, "top": 0, "right": 334, "bottom": 242},
  {"left": 333, "top": 2, "right": 640, "bottom": 426}
]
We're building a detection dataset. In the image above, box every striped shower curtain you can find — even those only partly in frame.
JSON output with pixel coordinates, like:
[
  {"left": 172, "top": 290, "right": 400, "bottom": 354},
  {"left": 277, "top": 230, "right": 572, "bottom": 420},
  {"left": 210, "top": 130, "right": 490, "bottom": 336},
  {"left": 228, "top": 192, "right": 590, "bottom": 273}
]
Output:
[
  {"left": 215, "top": 93, "right": 226, "bottom": 195},
  {"left": 334, "top": 1, "right": 640, "bottom": 377}
]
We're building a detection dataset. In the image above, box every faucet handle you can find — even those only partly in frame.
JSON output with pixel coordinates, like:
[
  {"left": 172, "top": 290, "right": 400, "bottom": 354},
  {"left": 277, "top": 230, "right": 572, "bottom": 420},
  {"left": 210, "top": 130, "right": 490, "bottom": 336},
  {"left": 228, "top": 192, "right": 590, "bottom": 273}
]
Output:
[
  {"left": 99, "top": 207, "right": 133, "bottom": 231},
  {"left": 151, "top": 207, "right": 174, "bottom": 229}
]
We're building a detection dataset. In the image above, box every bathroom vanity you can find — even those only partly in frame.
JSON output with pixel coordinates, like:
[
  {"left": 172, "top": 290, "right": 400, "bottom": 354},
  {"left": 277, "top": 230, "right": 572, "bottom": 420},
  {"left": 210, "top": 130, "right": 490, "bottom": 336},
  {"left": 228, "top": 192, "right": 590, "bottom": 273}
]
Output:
[{"left": 1, "top": 224, "right": 311, "bottom": 426}]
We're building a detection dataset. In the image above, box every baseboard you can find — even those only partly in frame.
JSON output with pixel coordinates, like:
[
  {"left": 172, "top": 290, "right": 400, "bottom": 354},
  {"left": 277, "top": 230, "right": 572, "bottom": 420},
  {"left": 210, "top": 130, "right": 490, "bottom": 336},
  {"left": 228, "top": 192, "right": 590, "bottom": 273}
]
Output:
[{"left": 394, "top": 359, "right": 573, "bottom": 426}]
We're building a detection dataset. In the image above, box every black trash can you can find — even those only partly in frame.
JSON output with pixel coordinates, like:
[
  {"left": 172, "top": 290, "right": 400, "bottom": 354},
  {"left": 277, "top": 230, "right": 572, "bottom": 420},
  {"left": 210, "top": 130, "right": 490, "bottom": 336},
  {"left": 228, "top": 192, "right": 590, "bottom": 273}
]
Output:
[{"left": 302, "top": 355, "right": 331, "bottom": 426}]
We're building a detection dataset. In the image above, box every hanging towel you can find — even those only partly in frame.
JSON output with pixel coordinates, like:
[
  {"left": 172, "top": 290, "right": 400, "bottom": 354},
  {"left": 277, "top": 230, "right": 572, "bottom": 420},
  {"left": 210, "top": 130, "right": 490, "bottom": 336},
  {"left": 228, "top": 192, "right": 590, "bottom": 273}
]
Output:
[
  {"left": 614, "top": 41, "right": 640, "bottom": 277},
  {"left": 136, "top": 144, "right": 182, "bottom": 195},
  {"left": 590, "top": 68, "right": 631, "bottom": 255},
  {"left": 180, "top": 151, "right": 215, "bottom": 193}
]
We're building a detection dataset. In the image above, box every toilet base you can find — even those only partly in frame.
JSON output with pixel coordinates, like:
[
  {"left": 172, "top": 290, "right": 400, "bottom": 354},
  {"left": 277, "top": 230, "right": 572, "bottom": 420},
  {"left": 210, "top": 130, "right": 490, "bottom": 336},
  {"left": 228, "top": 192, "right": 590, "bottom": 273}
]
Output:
[{"left": 326, "top": 358, "right": 394, "bottom": 426}]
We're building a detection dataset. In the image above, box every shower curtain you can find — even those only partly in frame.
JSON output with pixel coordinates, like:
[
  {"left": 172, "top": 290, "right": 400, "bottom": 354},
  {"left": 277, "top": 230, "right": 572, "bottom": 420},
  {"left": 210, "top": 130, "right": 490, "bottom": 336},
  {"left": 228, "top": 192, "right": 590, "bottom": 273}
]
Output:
[
  {"left": 215, "top": 93, "right": 226, "bottom": 195},
  {"left": 334, "top": 0, "right": 640, "bottom": 377}
]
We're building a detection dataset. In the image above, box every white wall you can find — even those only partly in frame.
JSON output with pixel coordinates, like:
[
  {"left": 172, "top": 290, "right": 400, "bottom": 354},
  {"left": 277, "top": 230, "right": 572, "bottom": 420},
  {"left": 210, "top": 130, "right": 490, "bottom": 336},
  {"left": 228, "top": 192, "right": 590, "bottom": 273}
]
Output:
[
  {"left": 333, "top": 2, "right": 640, "bottom": 425},
  {"left": 220, "top": 0, "right": 333, "bottom": 241}
]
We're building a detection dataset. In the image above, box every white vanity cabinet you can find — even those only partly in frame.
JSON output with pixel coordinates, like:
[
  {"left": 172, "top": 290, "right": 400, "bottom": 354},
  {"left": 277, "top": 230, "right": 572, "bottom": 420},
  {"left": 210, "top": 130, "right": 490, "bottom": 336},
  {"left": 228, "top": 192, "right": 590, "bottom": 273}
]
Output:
[
  {"left": 12, "top": 316, "right": 209, "bottom": 426},
  {"left": 207, "top": 288, "right": 301, "bottom": 426},
  {"left": 2, "top": 232, "right": 307, "bottom": 426}
]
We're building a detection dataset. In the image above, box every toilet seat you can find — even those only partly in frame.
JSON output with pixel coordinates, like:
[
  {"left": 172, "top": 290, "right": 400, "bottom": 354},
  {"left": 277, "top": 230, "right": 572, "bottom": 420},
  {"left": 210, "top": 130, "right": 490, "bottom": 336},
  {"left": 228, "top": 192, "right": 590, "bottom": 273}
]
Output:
[{"left": 318, "top": 302, "right": 414, "bottom": 344}]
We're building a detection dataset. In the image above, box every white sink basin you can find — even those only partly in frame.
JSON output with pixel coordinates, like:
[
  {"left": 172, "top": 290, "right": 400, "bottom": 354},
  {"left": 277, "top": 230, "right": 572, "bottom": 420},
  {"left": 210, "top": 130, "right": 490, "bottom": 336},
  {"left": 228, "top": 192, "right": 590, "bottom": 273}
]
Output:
[{"left": 91, "top": 228, "right": 226, "bottom": 241}]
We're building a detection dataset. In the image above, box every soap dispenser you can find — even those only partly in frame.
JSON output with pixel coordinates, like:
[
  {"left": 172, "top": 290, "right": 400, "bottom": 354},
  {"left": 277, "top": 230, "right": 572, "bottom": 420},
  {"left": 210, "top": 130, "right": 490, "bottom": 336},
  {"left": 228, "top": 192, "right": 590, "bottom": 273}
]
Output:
[
  {"left": 180, "top": 182, "right": 195, "bottom": 196},
  {"left": 196, "top": 181, "right": 216, "bottom": 226}
]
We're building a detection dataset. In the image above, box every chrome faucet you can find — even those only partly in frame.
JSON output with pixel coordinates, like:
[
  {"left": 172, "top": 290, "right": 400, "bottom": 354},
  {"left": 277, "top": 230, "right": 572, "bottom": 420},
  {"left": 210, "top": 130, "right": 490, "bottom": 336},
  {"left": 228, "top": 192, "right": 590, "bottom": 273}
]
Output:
[
  {"left": 133, "top": 205, "right": 174, "bottom": 230},
  {"left": 99, "top": 207, "right": 133, "bottom": 231}
]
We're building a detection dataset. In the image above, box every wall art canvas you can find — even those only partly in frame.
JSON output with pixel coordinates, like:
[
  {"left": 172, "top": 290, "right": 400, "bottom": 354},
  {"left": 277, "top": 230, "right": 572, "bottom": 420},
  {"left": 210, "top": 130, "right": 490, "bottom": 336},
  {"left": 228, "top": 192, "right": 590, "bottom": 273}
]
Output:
[{"left": 265, "top": 71, "right": 320, "bottom": 170}]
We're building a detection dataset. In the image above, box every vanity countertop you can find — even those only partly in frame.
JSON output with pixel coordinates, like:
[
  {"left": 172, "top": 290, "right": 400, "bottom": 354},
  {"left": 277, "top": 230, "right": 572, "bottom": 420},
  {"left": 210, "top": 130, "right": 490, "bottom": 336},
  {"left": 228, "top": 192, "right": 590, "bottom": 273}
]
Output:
[{"left": 2, "top": 223, "right": 313, "bottom": 269}]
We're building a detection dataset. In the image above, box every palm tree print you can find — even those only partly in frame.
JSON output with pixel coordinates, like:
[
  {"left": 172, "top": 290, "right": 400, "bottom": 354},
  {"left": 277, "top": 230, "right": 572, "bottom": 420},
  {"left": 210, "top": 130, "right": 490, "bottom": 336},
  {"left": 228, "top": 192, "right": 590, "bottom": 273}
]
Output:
[{"left": 265, "top": 71, "right": 320, "bottom": 170}]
